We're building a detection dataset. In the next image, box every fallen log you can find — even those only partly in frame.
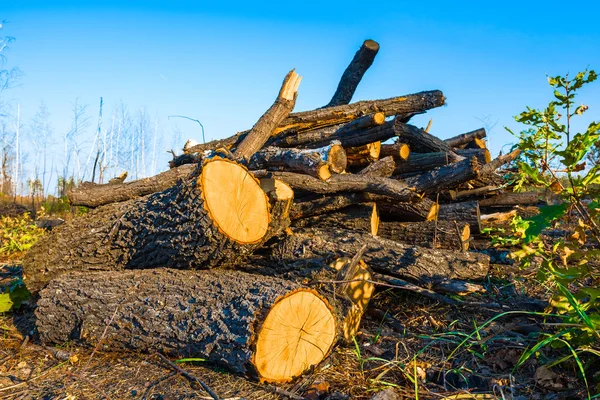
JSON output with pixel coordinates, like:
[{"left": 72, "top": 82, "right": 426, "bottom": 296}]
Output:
[
  {"left": 256, "top": 170, "right": 419, "bottom": 202},
  {"left": 377, "top": 220, "right": 470, "bottom": 251},
  {"left": 23, "top": 158, "right": 294, "bottom": 293},
  {"left": 270, "top": 227, "right": 490, "bottom": 283},
  {"left": 438, "top": 200, "right": 481, "bottom": 234},
  {"left": 357, "top": 156, "right": 396, "bottom": 178},
  {"left": 36, "top": 269, "right": 345, "bottom": 383},
  {"left": 325, "top": 39, "right": 380, "bottom": 107},
  {"left": 67, "top": 164, "right": 196, "bottom": 208},
  {"left": 380, "top": 142, "right": 410, "bottom": 160},
  {"left": 444, "top": 128, "right": 486, "bottom": 148},
  {"left": 464, "top": 137, "right": 487, "bottom": 149},
  {"left": 395, "top": 120, "right": 455, "bottom": 153},
  {"left": 293, "top": 204, "right": 379, "bottom": 235},
  {"left": 455, "top": 148, "right": 491, "bottom": 164},
  {"left": 478, "top": 191, "right": 539, "bottom": 207},
  {"left": 268, "top": 113, "right": 385, "bottom": 148},
  {"left": 185, "top": 90, "right": 445, "bottom": 154},
  {"left": 377, "top": 197, "right": 438, "bottom": 222},
  {"left": 346, "top": 142, "right": 381, "bottom": 167},
  {"left": 403, "top": 157, "right": 480, "bottom": 195},
  {"left": 451, "top": 186, "right": 499, "bottom": 200},
  {"left": 394, "top": 151, "right": 464, "bottom": 175},
  {"left": 248, "top": 146, "right": 332, "bottom": 180}
]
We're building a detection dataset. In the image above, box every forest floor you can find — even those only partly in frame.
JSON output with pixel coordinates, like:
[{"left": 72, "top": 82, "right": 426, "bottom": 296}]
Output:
[{"left": 0, "top": 254, "right": 590, "bottom": 400}]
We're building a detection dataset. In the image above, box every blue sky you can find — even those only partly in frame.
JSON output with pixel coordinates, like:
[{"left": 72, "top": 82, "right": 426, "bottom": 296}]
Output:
[{"left": 1, "top": 1, "right": 599, "bottom": 185}]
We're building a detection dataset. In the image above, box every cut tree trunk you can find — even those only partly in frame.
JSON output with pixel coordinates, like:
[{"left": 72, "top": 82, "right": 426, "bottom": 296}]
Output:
[
  {"left": 451, "top": 186, "right": 499, "bottom": 200},
  {"left": 185, "top": 90, "right": 445, "bottom": 154},
  {"left": 478, "top": 191, "right": 539, "bottom": 207},
  {"left": 464, "top": 137, "right": 487, "bottom": 149},
  {"left": 455, "top": 148, "right": 491, "bottom": 164},
  {"left": 395, "top": 120, "right": 455, "bottom": 153},
  {"left": 402, "top": 157, "right": 480, "bottom": 195},
  {"left": 256, "top": 170, "right": 419, "bottom": 202},
  {"left": 269, "top": 227, "right": 490, "bottom": 283},
  {"left": 248, "top": 146, "right": 332, "bottom": 180},
  {"left": 380, "top": 142, "right": 410, "bottom": 160},
  {"left": 293, "top": 204, "right": 379, "bottom": 235},
  {"left": 268, "top": 113, "right": 385, "bottom": 148},
  {"left": 325, "top": 39, "right": 380, "bottom": 107},
  {"left": 438, "top": 200, "right": 481, "bottom": 234},
  {"left": 23, "top": 158, "right": 293, "bottom": 293},
  {"left": 444, "top": 128, "right": 486, "bottom": 148},
  {"left": 394, "top": 151, "right": 464, "bottom": 175},
  {"left": 357, "top": 156, "right": 396, "bottom": 178},
  {"left": 346, "top": 142, "right": 381, "bottom": 167},
  {"left": 36, "top": 269, "right": 342, "bottom": 383},
  {"left": 67, "top": 164, "right": 196, "bottom": 208},
  {"left": 377, "top": 197, "right": 439, "bottom": 222},
  {"left": 301, "top": 119, "right": 397, "bottom": 150},
  {"left": 377, "top": 220, "right": 470, "bottom": 251}
]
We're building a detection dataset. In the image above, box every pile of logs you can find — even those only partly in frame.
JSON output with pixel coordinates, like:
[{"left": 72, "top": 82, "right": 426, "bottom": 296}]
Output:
[{"left": 23, "top": 40, "right": 539, "bottom": 385}]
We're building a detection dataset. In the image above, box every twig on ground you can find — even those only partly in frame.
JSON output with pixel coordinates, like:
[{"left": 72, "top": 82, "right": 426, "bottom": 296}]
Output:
[
  {"left": 83, "top": 304, "right": 119, "bottom": 371},
  {"left": 260, "top": 383, "right": 307, "bottom": 400},
  {"left": 154, "top": 352, "right": 220, "bottom": 400}
]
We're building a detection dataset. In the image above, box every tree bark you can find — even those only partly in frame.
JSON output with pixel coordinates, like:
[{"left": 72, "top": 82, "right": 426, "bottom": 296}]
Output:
[
  {"left": 394, "top": 151, "right": 464, "bottom": 175},
  {"left": 269, "top": 227, "right": 490, "bottom": 283},
  {"left": 444, "top": 128, "right": 486, "bottom": 148},
  {"left": 380, "top": 142, "right": 410, "bottom": 160},
  {"left": 36, "top": 269, "right": 340, "bottom": 383},
  {"left": 346, "top": 142, "right": 381, "bottom": 167},
  {"left": 454, "top": 148, "right": 491, "bottom": 165},
  {"left": 478, "top": 191, "right": 539, "bottom": 207},
  {"left": 377, "top": 220, "right": 470, "bottom": 251},
  {"left": 256, "top": 170, "right": 419, "bottom": 202},
  {"left": 67, "top": 164, "right": 196, "bottom": 208},
  {"left": 357, "top": 156, "right": 396, "bottom": 178},
  {"left": 248, "top": 146, "right": 331, "bottom": 180},
  {"left": 325, "top": 39, "right": 380, "bottom": 107},
  {"left": 395, "top": 120, "right": 455, "bottom": 153},
  {"left": 377, "top": 197, "right": 439, "bottom": 222},
  {"left": 234, "top": 70, "right": 301, "bottom": 160},
  {"left": 293, "top": 204, "right": 378, "bottom": 235},
  {"left": 438, "top": 200, "right": 481, "bottom": 234},
  {"left": 23, "top": 159, "right": 292, "bottom": 293},
  {"left": 402, "top": 157, "right": 480, "bottom": 195},
  {"left": 185, "top": 91, "right": 445, "bottom": 154}
]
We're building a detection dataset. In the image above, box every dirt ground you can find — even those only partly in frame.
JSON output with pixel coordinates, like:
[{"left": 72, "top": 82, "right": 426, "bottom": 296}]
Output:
[{"left": 1, "top": 257, "right": 591, "bottom": 400}]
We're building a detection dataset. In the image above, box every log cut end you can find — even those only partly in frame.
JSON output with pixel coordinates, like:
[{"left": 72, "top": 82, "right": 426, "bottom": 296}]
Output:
[
  {"left": 426, "top": 202, "right": 440, "bottom": 221},
  {"left": 328, "top": 142, "right": 348, "bottom": 174},
  {"left": 201, "top": 157, "right": 270, "bottom": 244},
  {"left": 253, "top": 289, "right": 336, "bottom": 383},
  {"left": 398, "top": 143, "right": 410, "bottom": 161},
  {"left": 371, "top": 203, "right": 379, "bottom": 236},
  {"left": 459, "top": 223, "right": 471, "bottom": 251},
  {"left": 363, "top": 39, "right": 380, "bottom": 52},
  {"left": 346, "top": 142, "right": 381, "bottom": 167},
  {"left": 318, "top": 164, "right": 332, "bottom": 181},
  {"left": 372, "top": 112, "right": 386, "bottom": 125}
]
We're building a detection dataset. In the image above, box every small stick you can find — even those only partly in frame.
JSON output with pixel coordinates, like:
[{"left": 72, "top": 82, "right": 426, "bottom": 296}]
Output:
[
  {"left": 154, "top": 352, "right": 220, "bottom": 400},
  {"left": 424, "top": 118, "right": 433, "bottom": 133},
  {"left": 83, "top": 305, "right": 119, "bottom": 371}
]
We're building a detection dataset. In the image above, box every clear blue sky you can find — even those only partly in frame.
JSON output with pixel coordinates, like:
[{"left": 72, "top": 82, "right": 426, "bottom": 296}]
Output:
[{"left": 2, "top": 1, "right": 599, "bottom": 183}]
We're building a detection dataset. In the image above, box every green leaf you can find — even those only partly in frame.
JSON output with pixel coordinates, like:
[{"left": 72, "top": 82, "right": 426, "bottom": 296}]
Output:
[
  {"left": 524, "top": 203, "right": 568, "bottom": 243},
  {"left": 0, "top": 285, "right": 30, "bottom": 313}
]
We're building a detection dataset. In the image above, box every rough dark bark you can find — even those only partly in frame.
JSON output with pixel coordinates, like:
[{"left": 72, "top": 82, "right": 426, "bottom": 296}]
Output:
[
  {"left": 268, "top": 113, "right": 385, "bottom": 149},
  {"left": 234, "top": 70, "right": 300, "bottom": 160},
  {"left": 395, "top": 120, "right": 455, "bottom": 153},
  {"left": 325, "top": 39, "right": 380, "bottom": 107},
  {"left": 67, "top": 164, "right": 196, "bottom": 208},
  {"left": 454, "top": 148, "right": 491, "bottom": 165},
  {"left": 438, "top": 200, "right": 481, "bottom": 234},
  {"left": 464, "top": 137, "right": 487, "bottom": 149},
  {"left": 256, "top": 171, "right": 419, "bottom": 202},
  {"left": 270, "top": 227, "right": 490, "bottom": 283},
  {"left": 452, "top": 185, "right": 499, "bottom": 200},
  {"left": 357, "top": 156, "right": 396, "bottom": 178},
  {"left": 393, "top": 151, "right": 464, "bottom": 175},
  {"left": 444, "top": 128, "right": 486, "bottom": 148},
  {"left": 186, "top": 91, "right": 445, "bottom": 154},
  {"left": 345, "top": 142, "right": 380, "bottom": 167},
  {"left": 378, "top": 220, "right": 470, "bottom": 251},
  {"left": 402, "top": 157, "right": 480, "bottom": 195},
  {"left": 380, "top": 142, "right": 410, "bottom": 160},
  {"left": 478, "top": 191, "right": 539, "bottom": 207},
  {"left": 292, "top": 204, "right": 377, "bottom": 234},
  {"left": 377, "top": 197, "right": 438, "bottom": 222},
  {"left": 23, "top": 160, "right": 290, "bottom": 293},
  {"left": 290, "top": 193, "right": 367, "bottom": 220},
  {"left": 248, "top": 146, "right": 331, "bottom": 180},
  {"left": 36, "top": 269, "right": 317, "bottom": 380}
]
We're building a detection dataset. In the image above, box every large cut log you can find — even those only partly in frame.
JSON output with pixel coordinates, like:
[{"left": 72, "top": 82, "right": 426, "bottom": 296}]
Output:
[
  {"left": 185, "top": 90, "right": 446, "bottom": 154},
  {"left": 455, "top": 148, "right": 491, "bottom": 165},
  {"left": 394, "top": 151, "right": 464, "bottom": 175},
  {"left": 293, "top": 204, "right": 379, "bottom": 235},
  {"left": 402, "top": 157, "right": 480, "bottom": 195},
  {"left": 444, "top": 128, "right": 486, "bottom": 148},
  {"left": 395, "top": 120, "right": 455, "bottom": 153},
  {"left": 478, "top": 191, "right": 539, "bottom": 207},
  {"left": 233, "top": 70, "right": 301, "bottom": 160},
  {"left": 346, "top": 142, "right": 381, "bottom": 167},
  {"left": 378, "top": 197, "right": 439, "bottom": 222},
  {"left": 255, "top": 170, "right": 419, "bottom": 202},
  {"left": 377, "top": 220, "right": 470, "bottom": 251},
  {"left": 438, "top": 200, "right": 481, "bottom": 234},
  {"left": 23, "top": 158, "right": 293, "bottom": 293},
  {"left": 248, "top": 146, "right": 332, "bottom": 180},
  {"left": 67, "top": 164, "right": 196, "bottom": 208},
  {"left": 380, "top": 142, "right": 410, "bottom": 160},
  {"left": 268, "top": 113, "right": 385, "bottom": 148},
  {"left": 325, "top": 39, "right": 380, "bottom": 107},
  {"left": 451, "top": 185, "right": 499, "bottom": 200},
  {"left": 36, "top": 269, "right": 347, "bottom": 383},
  {"left": 269, "top": 227, "right": 490, "bottom": 283}
]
